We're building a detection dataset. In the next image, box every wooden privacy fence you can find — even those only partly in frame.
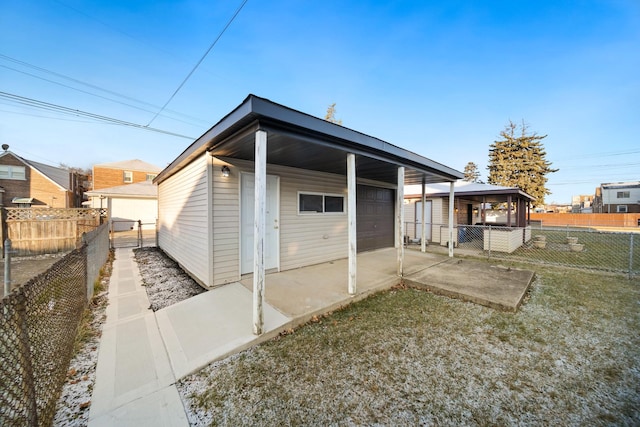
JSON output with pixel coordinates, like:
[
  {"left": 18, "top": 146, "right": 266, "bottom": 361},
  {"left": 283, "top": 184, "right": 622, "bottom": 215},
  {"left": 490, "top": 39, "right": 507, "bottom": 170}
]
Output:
[
  {"left": 2, "top": 208, "right": 108, "bottom": 256},
  {"left": 529, "top": 213, "right": 640, "bottom": 228}
]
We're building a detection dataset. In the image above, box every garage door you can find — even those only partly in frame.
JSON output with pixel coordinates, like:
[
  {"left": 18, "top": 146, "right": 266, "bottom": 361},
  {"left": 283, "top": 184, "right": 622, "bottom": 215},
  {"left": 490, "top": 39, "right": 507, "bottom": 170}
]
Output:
[{"left": 357, "top": 185, "right": 395, "bottom": 252}]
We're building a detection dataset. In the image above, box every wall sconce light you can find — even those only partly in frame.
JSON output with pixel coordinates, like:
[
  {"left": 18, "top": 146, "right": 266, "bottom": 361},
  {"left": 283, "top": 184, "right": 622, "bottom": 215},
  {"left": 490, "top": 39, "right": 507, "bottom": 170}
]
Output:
[{"left": 221, "top": 165, "right": 230, "bottom": 177}]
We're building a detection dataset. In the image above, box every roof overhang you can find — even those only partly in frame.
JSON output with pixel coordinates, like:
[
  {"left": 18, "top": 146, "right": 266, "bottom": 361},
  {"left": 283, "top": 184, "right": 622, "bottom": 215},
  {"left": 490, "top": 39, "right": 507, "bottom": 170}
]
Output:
[
  {"left": 406, "top": 184, "right": 535, "bottom": 204},
  {"left": 155, "top": 95, "right": 463, "bottom": 186}
]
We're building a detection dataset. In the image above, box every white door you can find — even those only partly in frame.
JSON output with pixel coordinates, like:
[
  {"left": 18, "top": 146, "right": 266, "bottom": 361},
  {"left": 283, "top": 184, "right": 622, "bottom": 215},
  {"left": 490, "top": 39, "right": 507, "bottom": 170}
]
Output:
[
  {"left": 241, "top": 173, "right": 279, "bottom": 274},
  {"left": 415, "top": 200, "right": 432, "bottom": 241}
]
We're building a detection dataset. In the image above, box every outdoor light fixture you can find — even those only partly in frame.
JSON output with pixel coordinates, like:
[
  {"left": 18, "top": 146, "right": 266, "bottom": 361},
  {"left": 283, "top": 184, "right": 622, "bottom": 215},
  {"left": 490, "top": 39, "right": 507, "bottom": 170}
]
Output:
[{"left": 221, "top": 165, "right": 230, "bottom": 177}]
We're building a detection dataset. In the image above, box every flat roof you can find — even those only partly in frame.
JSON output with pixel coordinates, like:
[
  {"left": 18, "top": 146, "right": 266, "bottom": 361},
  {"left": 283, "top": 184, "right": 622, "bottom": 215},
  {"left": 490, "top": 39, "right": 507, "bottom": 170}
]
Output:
[{"left": 155, "top": 95, "right": 462, "bottom": 185}]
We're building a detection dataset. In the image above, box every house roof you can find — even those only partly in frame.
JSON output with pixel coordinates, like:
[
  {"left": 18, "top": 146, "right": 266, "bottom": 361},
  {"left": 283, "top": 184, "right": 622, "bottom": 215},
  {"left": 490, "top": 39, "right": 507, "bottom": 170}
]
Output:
[
  {"left": 94, "top": 159, "right": 162, "bottom": 172},
  {"left": 0, "top": 151, "right": 70, "bottom": 191},
  {"left": 601, "top": 181, "right": 640, "bottom": 189},
  {"left": 155, "top": 95, "right": 463, "bottom": 186},
  {"left": 405, "top": 180, "right": 535, "bottom": 203},
  {"left": 85, "top": 180, "right": 157, "bottom": 198},
  {"left": 25, "top": 159, "right": 71, "bottom": 190}
]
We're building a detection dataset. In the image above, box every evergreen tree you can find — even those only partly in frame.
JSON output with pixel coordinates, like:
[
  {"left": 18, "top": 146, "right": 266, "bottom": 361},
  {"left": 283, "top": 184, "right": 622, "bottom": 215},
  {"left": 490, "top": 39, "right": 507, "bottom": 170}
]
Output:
[
  {"left": 463, "top": 162, "right": 481, "bottom": 183},
  {"left": 487, "top": 120, "right": 557, "bottom": 205},
  {"left": 324, "top": 103, "right": 342, "bottom": 125}
]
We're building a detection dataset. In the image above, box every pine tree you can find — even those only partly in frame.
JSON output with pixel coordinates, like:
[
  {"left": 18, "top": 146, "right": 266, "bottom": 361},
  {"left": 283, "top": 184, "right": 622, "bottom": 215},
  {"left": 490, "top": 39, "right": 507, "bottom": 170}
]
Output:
[
  {"left": 487, "top": 120, "right": 557, "bottom": 205},
  {"left": 463, "top": 162, "right": 481, "bottom": 183},
  {"left": 324, "top": 103, "right": 342, "bottom": 125}
]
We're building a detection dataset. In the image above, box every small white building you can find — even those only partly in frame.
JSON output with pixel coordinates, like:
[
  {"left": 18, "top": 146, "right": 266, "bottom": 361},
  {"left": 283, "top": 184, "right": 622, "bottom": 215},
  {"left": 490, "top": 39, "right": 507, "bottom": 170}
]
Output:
[{"left": 84, "top": 181, "right": 157, "bottom": 231}]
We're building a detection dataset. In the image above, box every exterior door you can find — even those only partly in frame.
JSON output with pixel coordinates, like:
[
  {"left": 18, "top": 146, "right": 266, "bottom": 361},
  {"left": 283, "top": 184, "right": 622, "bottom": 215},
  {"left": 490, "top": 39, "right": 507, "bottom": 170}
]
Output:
[
  {"left": 415, "top": 200, "right": 432, "bottom": 241},
  {"left": 356, "top": 185, "right": 395, "bottom": 252},
  {"left": 240, "top": 173, "right": 279, "bottom": 274}
]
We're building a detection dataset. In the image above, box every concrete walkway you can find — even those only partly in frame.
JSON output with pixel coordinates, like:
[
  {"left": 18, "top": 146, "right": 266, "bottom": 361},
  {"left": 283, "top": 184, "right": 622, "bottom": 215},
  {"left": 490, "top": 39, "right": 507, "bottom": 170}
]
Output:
[{"left": 88, "top": 249, "right": 188, "bottom": 426}]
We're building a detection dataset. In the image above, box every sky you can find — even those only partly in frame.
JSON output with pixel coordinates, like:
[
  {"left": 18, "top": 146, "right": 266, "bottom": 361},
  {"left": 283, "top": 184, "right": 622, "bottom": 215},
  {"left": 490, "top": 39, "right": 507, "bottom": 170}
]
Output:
[{"left": 1, "top": 0, "right": 638, "bottom": 204}]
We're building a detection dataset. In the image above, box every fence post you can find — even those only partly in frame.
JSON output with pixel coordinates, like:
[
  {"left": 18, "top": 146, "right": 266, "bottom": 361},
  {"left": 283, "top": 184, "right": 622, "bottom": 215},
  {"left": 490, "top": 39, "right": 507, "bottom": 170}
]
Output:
[
  {"left": 16, "top": 290, "right": 39, "bottom": 425},
  {"left": 488, "top": 225, "right": 492, "bottom": 259},
  {"left": 4, "top": 238, "right": 11, "bottom": 296},
  {"left": 138, "top": 220, "right": 142, "bottom": 248},
  {"left": 629, "top": 233, "right": 634, "bottom": 280}
]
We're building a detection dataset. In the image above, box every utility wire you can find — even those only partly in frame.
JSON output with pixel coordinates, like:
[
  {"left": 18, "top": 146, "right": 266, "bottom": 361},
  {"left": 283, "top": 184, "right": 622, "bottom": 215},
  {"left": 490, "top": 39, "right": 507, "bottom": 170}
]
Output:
[
  {"left": 0, "top": 91, "right": 195, "bottom": 139},
  {"left": 1, "top": 64, "right": 205, "bottom": 128},
  {"left": 146, "top": 0, "right": 249, "bottom": 126},
  {"left": 0, "top": 53, "right": 209, "bottom": 125}
]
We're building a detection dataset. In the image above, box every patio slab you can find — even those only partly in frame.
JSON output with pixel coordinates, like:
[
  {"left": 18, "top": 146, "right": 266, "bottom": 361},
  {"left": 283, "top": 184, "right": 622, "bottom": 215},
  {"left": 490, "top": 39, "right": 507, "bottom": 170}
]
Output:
[{"left": 403, "top": 257, "right": 534, "bottom": 311}]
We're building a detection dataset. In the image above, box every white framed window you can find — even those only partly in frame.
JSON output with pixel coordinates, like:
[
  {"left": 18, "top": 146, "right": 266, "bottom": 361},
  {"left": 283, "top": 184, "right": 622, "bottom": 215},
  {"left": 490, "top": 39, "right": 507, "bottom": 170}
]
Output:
[
  {"left": 146, "top": 173, "right": 157, "bottom": 181},
  {"left": 123, "top": 171, "right": 133, "bottom": 183},
  {"left": 617, "top": 205, "right": 628, "bottom": 213},
  {"left": 0, "top": 165, "right": 26, "bottom": 180},
  {"left": 298, "top": 192, "right": 345, "bottom": 214},
  {"left": 616, "top": 191, "right": 630, "bottom": 199}
]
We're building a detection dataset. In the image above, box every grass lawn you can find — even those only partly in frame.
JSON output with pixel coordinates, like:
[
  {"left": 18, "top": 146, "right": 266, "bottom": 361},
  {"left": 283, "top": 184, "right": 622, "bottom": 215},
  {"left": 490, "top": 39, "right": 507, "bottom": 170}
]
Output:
[{"left": 179, "top": 266, "right": 640, "bottom": 426}]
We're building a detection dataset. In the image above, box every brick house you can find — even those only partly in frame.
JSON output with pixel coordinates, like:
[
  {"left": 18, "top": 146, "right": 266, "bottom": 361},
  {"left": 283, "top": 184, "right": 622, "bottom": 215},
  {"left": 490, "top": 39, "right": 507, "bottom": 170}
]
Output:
[
  {"left": 92, "top": 159, "right": 162, "bottom": 191},
  {"left": 0, "top": 149, "right": 83, "bottom": 208}
]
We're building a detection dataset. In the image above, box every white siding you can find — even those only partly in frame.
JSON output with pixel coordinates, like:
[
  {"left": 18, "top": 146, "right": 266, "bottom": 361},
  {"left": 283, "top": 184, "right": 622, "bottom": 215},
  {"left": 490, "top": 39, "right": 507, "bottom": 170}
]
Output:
[
  {"left": 210, "top": 157, "right": 354, "bottom": 286},
  {"left": 158, "top": 155, "right": 211, "bottom": 286},
  {"left": 110, "top": 198, "right": 157, "bottom": 230}
]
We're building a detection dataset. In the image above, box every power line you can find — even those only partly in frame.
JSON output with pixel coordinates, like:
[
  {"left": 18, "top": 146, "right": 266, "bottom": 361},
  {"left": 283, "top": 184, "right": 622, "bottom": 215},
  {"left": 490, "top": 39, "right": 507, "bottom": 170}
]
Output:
[
  {"left": 147, "top": 0, "right": 249, "bottom": 126},
  {"left": 0, "top": 91, "right": 195, "bottom": 139},
  {"left": 0, "top": 53, "right": 209, "bottom": 126}
]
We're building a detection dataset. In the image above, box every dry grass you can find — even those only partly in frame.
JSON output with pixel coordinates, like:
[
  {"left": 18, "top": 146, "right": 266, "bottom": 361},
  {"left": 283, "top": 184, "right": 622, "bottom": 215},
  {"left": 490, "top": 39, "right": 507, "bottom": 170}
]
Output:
[{"left": 180, "top": 266, "right": 640, "bottom": 426}]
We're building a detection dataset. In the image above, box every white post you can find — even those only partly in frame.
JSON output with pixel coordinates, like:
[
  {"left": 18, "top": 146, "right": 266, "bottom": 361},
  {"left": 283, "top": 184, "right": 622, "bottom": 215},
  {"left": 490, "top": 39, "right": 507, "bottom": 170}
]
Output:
[
  {"left": 253, "top": 130, "right": 267, "bottom": 335},
  {"left": 397, "top": 166, "right": 405, "bottom": 276},
  {"left": 347, "top": 153, "right": 357, "bottom": 295},
  {"left": 448, "top": 181, "right": 455, "bottom": 258},
  {"left": 421, "top": 178, "right": 427, "bottom": 252}
]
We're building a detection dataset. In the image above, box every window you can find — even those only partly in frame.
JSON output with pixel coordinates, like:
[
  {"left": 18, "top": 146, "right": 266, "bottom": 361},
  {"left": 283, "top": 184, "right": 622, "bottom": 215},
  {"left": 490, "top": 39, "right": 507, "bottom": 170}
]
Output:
[
  {"left": 146, "top": 173, "right": 157, "bottom": 181},
  {"left": 616, "top": 191, "right": 630, "bottom": 199},
  {"left": 617, "top": 205, "right": 628, "bottom": 213},
  {"left": 298, "top": 192, "right": 345, "bottom": 214},
  {"left": 0, "top": 165, "right": 26, "bottom": 180},
  {"left": 123, "top": 171, "right": 133, "bottom": 183}
]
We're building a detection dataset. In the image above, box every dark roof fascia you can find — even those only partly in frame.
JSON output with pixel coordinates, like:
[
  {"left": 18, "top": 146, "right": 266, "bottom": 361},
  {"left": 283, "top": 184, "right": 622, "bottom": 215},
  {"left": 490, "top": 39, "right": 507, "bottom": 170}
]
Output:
[
  {"left": 155, "top": 94, "right": 463, "bottom": 184},
  {"left": 406, "top": 188, "right": 535, "bottom": 201},
  {"left": 248, "top": 96, "right": 462, "bottom": 180}
]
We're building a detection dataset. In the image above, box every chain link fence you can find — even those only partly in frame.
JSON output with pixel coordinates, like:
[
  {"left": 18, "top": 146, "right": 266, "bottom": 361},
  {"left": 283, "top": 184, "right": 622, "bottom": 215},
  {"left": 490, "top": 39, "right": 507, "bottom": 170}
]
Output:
[
  {"left": 0, "top": 223, "right": 109, "bottom": 426},
  {"left": 405, "top": 222, "right": 640, "bottom": 278}
]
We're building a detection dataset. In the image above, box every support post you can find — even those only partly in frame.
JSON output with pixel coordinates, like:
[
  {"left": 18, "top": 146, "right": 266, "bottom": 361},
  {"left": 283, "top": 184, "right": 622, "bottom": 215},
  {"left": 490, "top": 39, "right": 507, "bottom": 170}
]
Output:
[
  {"left": 253, "top": 130, "right": 267, "bottom": 335},
  {"left": 629, "top": 234, "right": 634, "bottom": 280},
  {"left": 397, "top": 166, "right": 405, "bottom": 276},
  {"left": 347, "top": 153, "right": 357, "bottom": 295},
  {"left": 4, "top": 238, "right": 11, "bottom": 296},
  {"left": 448, "top": 181, "right": 455, "bottom": 258},
  {"left": 421, "top": 177, "right": 427, "bottom": 252},
  {"left": 507, "top": 195, "right": 512, "bottom": 227}
]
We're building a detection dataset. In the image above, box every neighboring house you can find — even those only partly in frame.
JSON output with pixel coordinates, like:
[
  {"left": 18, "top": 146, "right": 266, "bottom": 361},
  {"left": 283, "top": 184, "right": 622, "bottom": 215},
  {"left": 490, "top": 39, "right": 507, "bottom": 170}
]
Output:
[
  {"left": 404, "top": 181, "right": 534, "bottom": 251},
  {"left": 0, "top": 147, "right": 83, "bottom": 208},
  {"left": 92, "top": 159, "right": 161, "bottom": 191},
  {"left": 84, "top": 181, "right": 158, "bottom": 231},
  {"left": 154, "top": 94, "right": 462, "bottom": 292},
  {"left": 593, "top": 181, "right": 640, "bottom": 213}
]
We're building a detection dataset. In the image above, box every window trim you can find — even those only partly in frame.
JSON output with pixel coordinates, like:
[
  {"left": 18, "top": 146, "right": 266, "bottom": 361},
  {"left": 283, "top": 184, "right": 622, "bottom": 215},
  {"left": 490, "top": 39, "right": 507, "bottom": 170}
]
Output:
[
  {"left": 0, "top": 165, "right": 26, "bottom": 180},
  {"left": 616, "top": 191, "right": 630, "bottom": 199},
  {"left": 146, "top": 173, "right": 157, "bottom": 181},
  {"left": 617, "top": 205, "right": 628, "bottom": 213},
  {"left": 298, "top": 191, "right": 346, "bottom": 215},
  {"left": 123, "top": 170, "right": 133, "bottom": 183}
]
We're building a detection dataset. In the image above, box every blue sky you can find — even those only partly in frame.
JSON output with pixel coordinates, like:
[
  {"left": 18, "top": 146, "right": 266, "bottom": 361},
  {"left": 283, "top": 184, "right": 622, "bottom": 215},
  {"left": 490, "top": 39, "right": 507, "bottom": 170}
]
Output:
[{"left": 1, "top": 0, "right": 638, "bottom": 204}]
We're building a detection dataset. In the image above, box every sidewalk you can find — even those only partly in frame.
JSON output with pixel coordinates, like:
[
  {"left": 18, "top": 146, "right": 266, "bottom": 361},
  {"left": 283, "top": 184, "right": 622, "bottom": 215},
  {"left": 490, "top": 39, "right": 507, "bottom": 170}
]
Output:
[{"left": 88, "top": 248, "right": 188, "bottom": 426}]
